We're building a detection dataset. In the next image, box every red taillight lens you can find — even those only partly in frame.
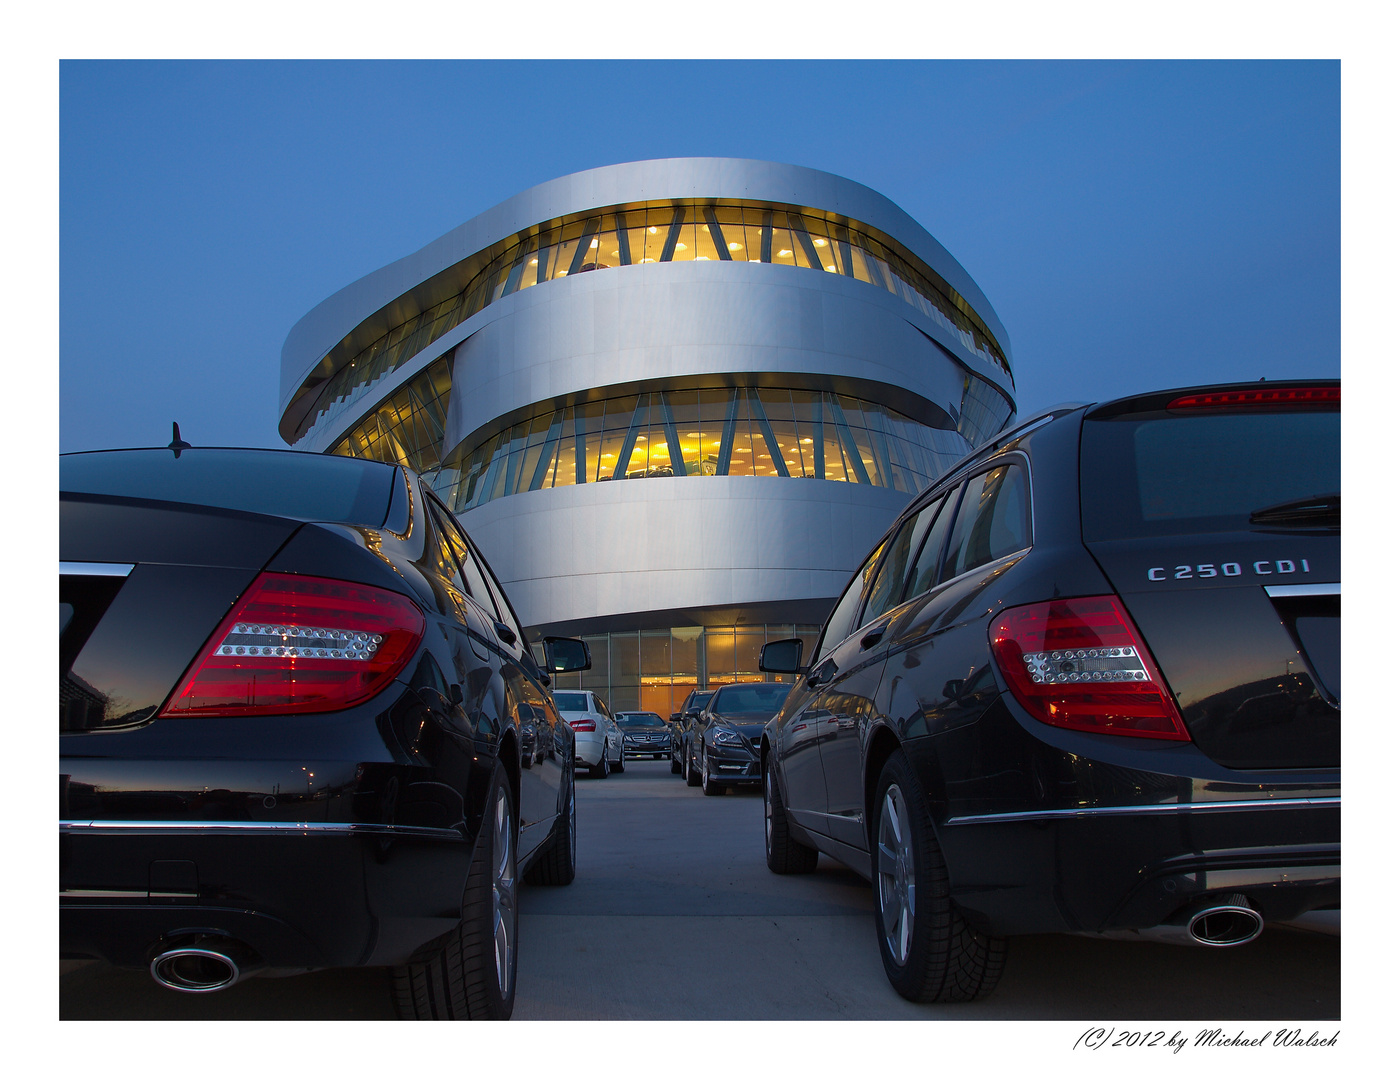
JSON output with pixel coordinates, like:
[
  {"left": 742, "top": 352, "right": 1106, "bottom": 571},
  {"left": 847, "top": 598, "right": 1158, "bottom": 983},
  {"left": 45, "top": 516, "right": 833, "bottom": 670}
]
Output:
[
  {"left": 1167, "top": 386, "right": 1339, "bottom": 410},
  {"left": 989, "top": 596, "right": 1190, "bottom": 741},
  {"left": 569, "top": 719, "right": 597, "bottom": 732},
  {"left": 160, "top": 572, "right": 425, "bottom": 717}
]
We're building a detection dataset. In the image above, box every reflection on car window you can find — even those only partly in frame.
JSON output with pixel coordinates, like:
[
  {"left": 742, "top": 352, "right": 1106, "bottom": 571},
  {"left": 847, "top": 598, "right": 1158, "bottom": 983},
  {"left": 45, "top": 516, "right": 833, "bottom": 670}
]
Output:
[
  {"left": 816, "top": 540, "right": 887, "bottom": 660},
  {"left": 903, "top": 491, "right": 960, "bottom": 600},
  {"left": 939, "top": 464, "right": 1030, "bottom": 582},
  {"left": 862, "top": 497, "right": 944, "bottom": 625}
]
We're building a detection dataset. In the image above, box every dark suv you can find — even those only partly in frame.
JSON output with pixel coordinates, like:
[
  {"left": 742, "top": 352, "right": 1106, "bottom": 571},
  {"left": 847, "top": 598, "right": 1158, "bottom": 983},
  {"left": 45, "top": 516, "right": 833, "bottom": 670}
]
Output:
[{"left": 759, "top": 381, "right": 1340, "bottom": 1004}]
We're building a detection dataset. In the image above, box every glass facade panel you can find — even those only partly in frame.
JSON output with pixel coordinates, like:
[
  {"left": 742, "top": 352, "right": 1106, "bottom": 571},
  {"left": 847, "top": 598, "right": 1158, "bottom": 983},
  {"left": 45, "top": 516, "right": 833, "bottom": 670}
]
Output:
[
  {"left": 291, "top": 198, "right": 1012, "bottom": 448},
  {"left": 414, "top": 381, "right": 1010, "bottom": 514}
]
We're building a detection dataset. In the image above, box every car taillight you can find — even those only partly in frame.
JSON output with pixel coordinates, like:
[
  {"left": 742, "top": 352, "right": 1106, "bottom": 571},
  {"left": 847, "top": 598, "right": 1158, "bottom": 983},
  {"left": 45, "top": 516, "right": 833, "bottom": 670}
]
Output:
[
  {"left": 159, "top": 572, "right": 425, "bottom": 717},
  {"left": 1167, "top": 386, "right": 1339, "bottom": 409},
  {"left": 568, "top": 719, "right": 596, "bottom": 732},
  {"left": 989, "top": 595, "right": 1190, "bottom": 741}
]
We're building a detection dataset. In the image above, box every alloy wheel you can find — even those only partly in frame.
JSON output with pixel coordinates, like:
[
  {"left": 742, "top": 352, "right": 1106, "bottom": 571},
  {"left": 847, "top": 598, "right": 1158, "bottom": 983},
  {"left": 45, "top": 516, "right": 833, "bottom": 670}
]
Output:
[
  {"left": 876, "top": 783, "right": 915, "bottom": 967},
  {"left": 491, "top": 784, "right": 517, "bottom": 996}
]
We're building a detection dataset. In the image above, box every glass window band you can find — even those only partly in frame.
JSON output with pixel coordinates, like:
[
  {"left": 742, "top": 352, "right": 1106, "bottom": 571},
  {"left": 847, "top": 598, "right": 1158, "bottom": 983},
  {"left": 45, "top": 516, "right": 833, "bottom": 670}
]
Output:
[{"left": 289, "top": 199, "right": 1013, "bottom": 447}]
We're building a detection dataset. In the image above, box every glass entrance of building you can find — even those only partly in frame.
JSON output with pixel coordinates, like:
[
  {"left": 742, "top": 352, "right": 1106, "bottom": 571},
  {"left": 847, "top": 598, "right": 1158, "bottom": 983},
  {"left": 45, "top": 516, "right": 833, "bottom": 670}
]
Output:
[{"left": 542, "top": 622, "right": 821, "bottom": 716}]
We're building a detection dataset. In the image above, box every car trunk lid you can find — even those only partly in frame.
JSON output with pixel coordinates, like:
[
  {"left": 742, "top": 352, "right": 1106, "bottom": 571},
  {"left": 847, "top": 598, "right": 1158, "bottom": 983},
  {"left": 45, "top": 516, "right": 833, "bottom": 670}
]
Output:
[{"left": 1078, "top": 386, "right": 1340, "bottom": 769}]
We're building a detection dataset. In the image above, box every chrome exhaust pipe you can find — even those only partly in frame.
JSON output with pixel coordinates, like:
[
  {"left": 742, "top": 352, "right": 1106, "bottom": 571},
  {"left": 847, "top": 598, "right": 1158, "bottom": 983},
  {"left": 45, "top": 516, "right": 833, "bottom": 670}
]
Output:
[
  {"left": 1086, "top": 893, "right": 1264, "bottom": 948},
  {"left": 1184, "top": 893, "right": 1264, "bottom": 947},
  {"left": 150, "top": 936, "right": 260, "bottom": 993}
]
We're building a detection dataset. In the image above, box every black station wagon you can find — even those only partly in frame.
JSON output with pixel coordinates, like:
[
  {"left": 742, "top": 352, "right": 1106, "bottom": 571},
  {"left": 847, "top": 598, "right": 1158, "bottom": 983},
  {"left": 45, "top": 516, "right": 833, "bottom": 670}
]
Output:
[{"left": 759, "top": 381, "right": 1340, "bottom": 1003}]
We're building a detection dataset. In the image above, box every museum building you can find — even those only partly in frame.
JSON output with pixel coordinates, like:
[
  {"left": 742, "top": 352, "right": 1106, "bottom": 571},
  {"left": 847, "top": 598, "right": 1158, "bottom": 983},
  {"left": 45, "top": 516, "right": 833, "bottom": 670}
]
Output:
[{"left": 278, "top": 159, "right": 1016, "bottom": 715}]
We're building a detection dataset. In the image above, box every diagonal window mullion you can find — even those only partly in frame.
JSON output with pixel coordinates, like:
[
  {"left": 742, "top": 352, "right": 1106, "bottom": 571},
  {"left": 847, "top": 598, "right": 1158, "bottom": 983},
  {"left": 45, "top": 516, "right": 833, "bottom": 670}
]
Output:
[
  {"left": 615, "top": 212, "right": 632, "bottom": 266},
  {"left": 761, "top": 210, "right": 773, "bottom": 262},
  {"left": 502, "top": 241, "right": 529, "bottom": 296},
  {"left": 611, "top": 395, "right": 649, "bottom": 480},
  {"left": 661, "top": 206, "right": 686, "bottom": 262},
  {"left": 659, "top": 392, "right": 688, "bottom": 477},
  {"left": 811, "top": 394, "right": 825, "bottom": 478},
  {"left": 568, "top": 218, "right": 600, "bottom": 276},
  {"left": 529, "top": 410, "right": 565, "bottom": 491},
  {"left": 826, "top": 394, "right": 871, "bottom": 485},
  {"left": 704, "top": 207, "right": 732, "bottom": 261},
  {"left": 716, "top": 389, "right": 741, "bottom": 476},
  {"left": 574, "top": 407, "right": 588, "bottom": 485},
  {"left": 750, "top": 389, "right": 789, "bottom": 477},
  {"left": 789, "top": 213, "right": 824, "bottom": 270}
]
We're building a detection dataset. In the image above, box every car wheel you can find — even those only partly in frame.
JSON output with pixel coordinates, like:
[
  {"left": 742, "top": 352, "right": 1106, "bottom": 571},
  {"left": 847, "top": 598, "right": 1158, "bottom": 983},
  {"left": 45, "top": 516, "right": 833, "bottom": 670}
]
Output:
[
  {"left": 684, "top": 744, "right": 700, "bottom": 787},
  {"left": 872, "top": 752, "right": 1006, "bottom": 1003},
  {"left": 525, "top": 762, "right": 576, "bottom": 886},
  {"left": 764, "top": 755, "right": 818, "bottom": 874},
  {"left": 614, "top": 742, "right": 625, "bottom": 774},
  {"left": 701, "top": 743, "right": 723, "bottom": 796},
  {"left": 391, "top": 761, "right": 518, "bottom": 1019},
  {"left": 670, "top": 748, "right": 682, "bottom": 774}
]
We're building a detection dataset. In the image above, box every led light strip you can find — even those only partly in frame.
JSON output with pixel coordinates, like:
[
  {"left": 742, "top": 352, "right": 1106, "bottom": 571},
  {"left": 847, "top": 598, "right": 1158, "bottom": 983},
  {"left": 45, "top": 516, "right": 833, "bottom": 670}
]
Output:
[
  {"left": 1023, "top": 646, "right": 1148, "bottom": 685},
  {"left": 215, "top": 622, "right": 384, "bottom": 661}
]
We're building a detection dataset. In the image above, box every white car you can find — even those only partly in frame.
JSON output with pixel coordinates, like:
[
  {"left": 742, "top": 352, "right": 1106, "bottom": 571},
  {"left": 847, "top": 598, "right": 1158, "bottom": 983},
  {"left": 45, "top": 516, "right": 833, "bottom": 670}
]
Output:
[{"left": 554, "top": 690, "right": 624, "bottom": 778}]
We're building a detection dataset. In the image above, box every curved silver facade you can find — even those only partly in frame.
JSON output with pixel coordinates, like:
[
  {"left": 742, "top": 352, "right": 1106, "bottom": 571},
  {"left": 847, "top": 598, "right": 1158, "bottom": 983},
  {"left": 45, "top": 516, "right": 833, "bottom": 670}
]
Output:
[{"left": 281, "top": 159, "right": 1015, "bottom": 711}]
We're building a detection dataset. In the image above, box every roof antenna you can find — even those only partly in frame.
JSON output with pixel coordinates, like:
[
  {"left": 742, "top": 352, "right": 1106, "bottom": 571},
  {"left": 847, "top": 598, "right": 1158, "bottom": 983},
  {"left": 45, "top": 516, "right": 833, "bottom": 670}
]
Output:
[{"left": 169, "top": 422, "right": 193, "bottom": 458}]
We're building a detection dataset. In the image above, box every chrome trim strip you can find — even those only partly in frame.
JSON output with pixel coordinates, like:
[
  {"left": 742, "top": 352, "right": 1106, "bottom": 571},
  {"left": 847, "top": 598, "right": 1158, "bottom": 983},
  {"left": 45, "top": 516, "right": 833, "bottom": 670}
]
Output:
[
  {"left": 58, "top": 820, "right": 465, "bottom": 841},
  {"left": 1265, "top": 582, "right": 1340, "bottom": 598},
  {"left": 59, "top": 562, "right": 135, "bottom": 578},
  {"left": 60, "top": 889, "right": 151, "bottom": 899},
  {"left": 943, "top": 797, "right": 1340, "bottom": 827}
]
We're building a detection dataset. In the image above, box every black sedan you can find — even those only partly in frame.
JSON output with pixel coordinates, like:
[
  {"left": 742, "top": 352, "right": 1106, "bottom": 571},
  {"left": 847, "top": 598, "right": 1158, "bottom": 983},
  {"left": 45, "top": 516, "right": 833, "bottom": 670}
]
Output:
[
  {"left": 670, "top": 688, "right": 712, "bottom": 775},
  {"left": 687, "top": 682, "right": 791, "bottom": 795},
  {"left": 60, "top": 446, "right": 590, "bottom": 1019},
  {"left": 759, "top": 380, "right": 1340, "bottom": 1003},
  {"left": 615, "top": 712, "right": 673, "bottom": 760}
]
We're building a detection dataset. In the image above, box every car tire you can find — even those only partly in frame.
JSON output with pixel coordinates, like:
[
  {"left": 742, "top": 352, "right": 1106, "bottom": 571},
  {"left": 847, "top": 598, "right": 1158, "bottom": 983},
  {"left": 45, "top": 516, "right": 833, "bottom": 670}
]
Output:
[
  {"left": 590, "top": 747, "right": 610, "bottom": 780},
  {"left": 391, "top": 761, "right": 518, "bottom": 1019},
  {"left": 614, "top": 743, "right": 625, "bottom": 774},
  {"left": 670, "top": 749, "right": 682, "bottom": 774},
  {"left": 525, "top": 762, "right": 576, "bottom": 887},
  {"left": 701, "top": 743, "right": 723, "bottom": 796},
  {"left": 764, "top": 756, "right": 818, "bottom": 874},
  {"left": 684, "top": 744, "right": 700, "bottom": 787},
  {"left": 871, "top": 752, "right": 1006, "bottom": 1003}
]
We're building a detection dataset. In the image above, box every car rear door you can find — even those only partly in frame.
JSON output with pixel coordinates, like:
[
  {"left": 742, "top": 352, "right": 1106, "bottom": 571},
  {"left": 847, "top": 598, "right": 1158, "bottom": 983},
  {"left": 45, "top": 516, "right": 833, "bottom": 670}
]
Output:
[{"left": 1078, "top": 385, "right": 1340, "bottom": 769}]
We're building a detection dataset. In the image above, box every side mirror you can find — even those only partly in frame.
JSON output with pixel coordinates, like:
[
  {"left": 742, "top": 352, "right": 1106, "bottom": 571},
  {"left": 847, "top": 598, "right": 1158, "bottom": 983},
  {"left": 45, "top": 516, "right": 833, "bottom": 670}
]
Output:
[
  {"left": 760, "top": 638, "right": 805, "bottom": 674},
  {"left": 543, "top": 636, "right": 591, "bottom": 673}
]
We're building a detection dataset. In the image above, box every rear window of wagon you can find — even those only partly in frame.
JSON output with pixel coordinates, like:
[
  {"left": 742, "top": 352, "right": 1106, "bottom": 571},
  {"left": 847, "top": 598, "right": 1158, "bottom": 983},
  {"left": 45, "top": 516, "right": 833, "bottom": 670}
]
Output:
[
  {"left": 1080, "top": 410, "right": 1340, "bottom": 541},
  {"left": 60, "top": 448, "right": 397, "bottom": 528}
]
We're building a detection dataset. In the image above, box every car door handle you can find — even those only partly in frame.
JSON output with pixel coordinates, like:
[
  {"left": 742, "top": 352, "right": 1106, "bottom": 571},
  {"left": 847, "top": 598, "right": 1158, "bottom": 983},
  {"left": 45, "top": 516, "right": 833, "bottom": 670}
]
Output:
[
  {"left": 860, "top": 626, "right": 886, "bottom": 650},
  {"left": 493, "top": 621, "right": 517, "bottom": 647}
]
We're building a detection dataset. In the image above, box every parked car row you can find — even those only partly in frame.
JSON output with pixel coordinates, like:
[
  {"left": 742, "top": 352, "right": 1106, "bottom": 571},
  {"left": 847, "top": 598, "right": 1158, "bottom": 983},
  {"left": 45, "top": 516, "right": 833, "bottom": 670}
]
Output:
[{"left": 59, "top": 379, "right": 1340, "bottom": 1017}]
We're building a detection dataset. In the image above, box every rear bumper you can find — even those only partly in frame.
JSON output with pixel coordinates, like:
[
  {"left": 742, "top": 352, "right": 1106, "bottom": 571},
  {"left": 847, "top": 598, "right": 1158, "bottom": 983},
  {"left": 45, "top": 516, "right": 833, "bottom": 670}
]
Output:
[
  {"left": 59, "top": 819, "right": 473, "bottom": 972},
  {"left": 573, "top": 732, "right": 607, "bottom": 766},
  {"left": 936, "top": 798, "right": 1339, "bottom": 936},
  {"left": 911, "top": 693, "right": 1342, "bottom": 938}
]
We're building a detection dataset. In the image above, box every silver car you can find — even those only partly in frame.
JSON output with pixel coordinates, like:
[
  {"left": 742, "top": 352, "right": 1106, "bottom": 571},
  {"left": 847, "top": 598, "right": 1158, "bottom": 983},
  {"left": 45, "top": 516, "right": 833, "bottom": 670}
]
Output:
[{"left": 554, "top": 690, "right": 624, "bottom": 778}]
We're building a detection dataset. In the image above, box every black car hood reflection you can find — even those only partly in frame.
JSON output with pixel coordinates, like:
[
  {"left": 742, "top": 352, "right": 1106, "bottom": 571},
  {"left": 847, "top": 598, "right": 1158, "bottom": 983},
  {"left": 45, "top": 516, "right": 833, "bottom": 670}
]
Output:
[{"left": 712, "top": 715, "right": 770, "bottom": 739}]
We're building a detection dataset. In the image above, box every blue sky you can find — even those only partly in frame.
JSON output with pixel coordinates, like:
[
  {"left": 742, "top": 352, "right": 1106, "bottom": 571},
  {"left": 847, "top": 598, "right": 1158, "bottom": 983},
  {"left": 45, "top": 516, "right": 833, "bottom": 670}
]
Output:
[{"left": 59, "top": 60, "right": 1339, "bottom": 452}]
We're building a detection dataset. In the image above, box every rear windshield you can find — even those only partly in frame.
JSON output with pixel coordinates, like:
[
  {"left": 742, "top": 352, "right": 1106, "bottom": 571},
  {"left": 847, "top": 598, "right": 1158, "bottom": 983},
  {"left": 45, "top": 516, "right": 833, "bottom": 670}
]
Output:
[
  {"left": 554, "top": 692, "right": 589, "bottom": 712},
  {"left": 709, "top": 683, "right": 791, "bottom": 714},
  {"left": 1081, "top": 410, "right": 1340, "bottom": 540},
  {"left": 60, "top": 449, "right": 395, "bottom": 528}
]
